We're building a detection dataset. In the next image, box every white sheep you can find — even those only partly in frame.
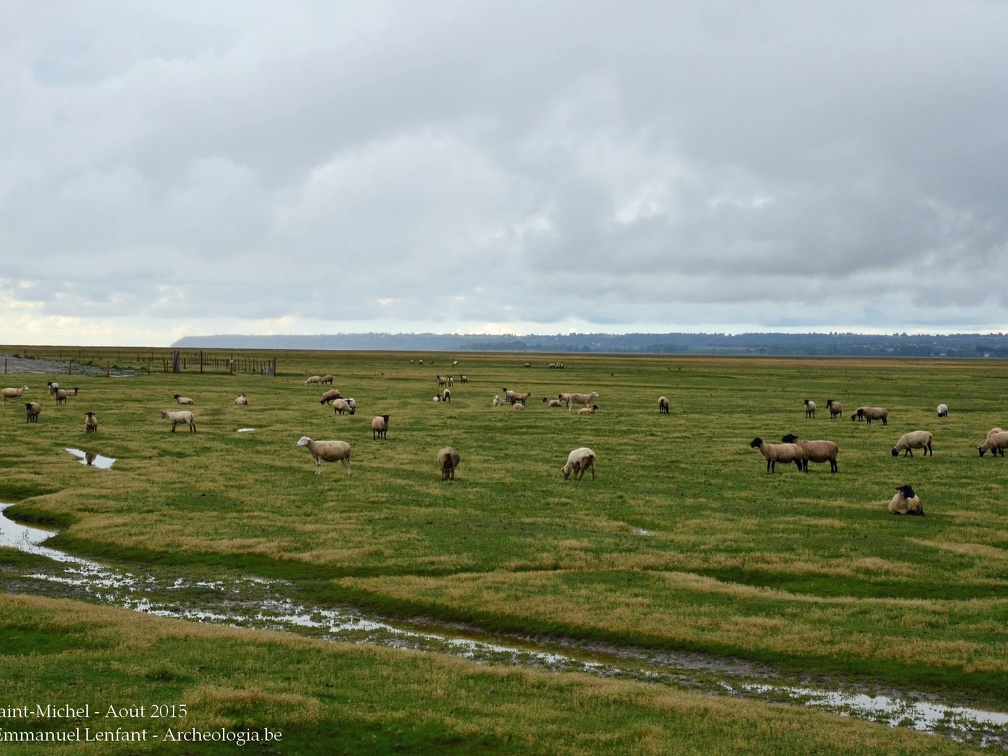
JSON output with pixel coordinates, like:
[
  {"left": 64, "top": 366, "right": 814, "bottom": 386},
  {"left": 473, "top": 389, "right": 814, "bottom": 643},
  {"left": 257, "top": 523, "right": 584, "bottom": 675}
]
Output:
[
  {"left": 304, "top": 375, "right": 323, "bottom": 385},
  {"left": 85, "top": 411, "right": 98, "bottom": 433},
  {"left": 492, "top": 395, "right": 504, "bottom": 407},
  {"left": 437, "top": 375, "right": 450, "bottom": 388},
  {"left": 161, "top": 409, "right": 196, "bottom": 432},
  {"left": 826, "top": 399, "right": 843, "bottom": 420},
  {"left": 781, "top": 434, "right": 838, "bottom": 473},
  {"left": 804, "top": 399, "right": 816, "bottom": 419},
  {"left": 54, "top": 389, "right": 69, "bottom": 405},
  {"left": 658, "top": 396, "right": 670, "bottom": 414},
  {"left": 577, "top": 404, "right": 599, "bottom": 415},
  {"left": 47, "top": 381, "right": 60, "bottom": 395},
  {"left": 441, "top": 389, "right": 451, "bottom": 402},
  {"left": 562, "top": 447, "right": 596, "bottom": 481},
  {"left": 297, "top": 436, "right": 351, "bottom": 475},
  {"left": 459, "top": 375, "right": 468, "bottom": 384},
  {"left": 372, "top": 414, "right": 390, "bottom": 440},
  {"left": 1, "top": 385, "right": 29, "bottom": 405},
  {"left": 319, "top": 388, "right": 343, "bottom": 405},
  {"left": 750, "top": 437, "right": 804, "bottom": 473},
  {"left": 320, "top": 375, "right": 334, "bottom": 385},
  {"left": 235, "top": 394, "right": 249, "bottom": 406},
  {"left": 979, "top": 430, "right": 1008, "bottom": 457},
  {"left": 25, "top": 401, "right": 42, "bottom": 423},
  {"left": 892, "top": 430, "right": 933, "bottom": 457},
  {"left": 512, "top": 401, "right": 525, "bottom": 411},
  {"left": 937, "top": 403, "right": 949, "bottom": 418},
  {"left": 332, "top": 398, "right": 355, "bottom": 415},
  {"left": 566, "top": 391, "right": 599, "bottom": 412},
  {"left": 63, "top": 387, "right": 79, "bottom": 397},
  {"left": 851, "top": 406, "right": 888, "bottom": 425},
  {"left": 438, "top": 446, "right": 460, "bottom": 480},
  {"left": 889, "top": 484, "right": 924, "bottom": 515},
  {"left": 542, "top": 397, "right": 564, "bottom": 408},
  {"left": 173, "top": 394, "right": 194, "bottom": 405}
]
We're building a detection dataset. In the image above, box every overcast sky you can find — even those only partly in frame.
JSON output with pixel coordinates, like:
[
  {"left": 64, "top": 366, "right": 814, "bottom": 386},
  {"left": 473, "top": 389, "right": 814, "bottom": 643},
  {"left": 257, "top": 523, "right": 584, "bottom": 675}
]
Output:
[{"left": 3, "top": 2, "right": 1007, "bottom": 346}]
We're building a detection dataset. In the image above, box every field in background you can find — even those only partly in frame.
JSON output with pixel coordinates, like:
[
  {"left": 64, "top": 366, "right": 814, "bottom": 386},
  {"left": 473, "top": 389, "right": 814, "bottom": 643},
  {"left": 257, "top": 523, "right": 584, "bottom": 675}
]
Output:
[{"left": 1, "top": 346, "right": 1006, "bottom": 752}]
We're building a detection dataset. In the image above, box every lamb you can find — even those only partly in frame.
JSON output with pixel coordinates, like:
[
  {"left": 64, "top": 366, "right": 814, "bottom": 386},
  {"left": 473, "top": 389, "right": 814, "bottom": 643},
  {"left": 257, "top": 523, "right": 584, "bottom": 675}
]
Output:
[
  {"left": 296, "top": 436, "right": 351, "bottom": 475},
  {"left": 173, "top": 394, "right": 194, "bottom": 405},
  {"left": 25, "top": 401, "right": 42, "bottom": 423},
  {"left": 826, "top": 399, "right": 843, "bottom": 420},
  {"left": 85, "top": 411, "right": 98, "bottom": 433},
  {"left": 235, "top": 394, "right": 249, "bottom": 405},
  {"left": 749, "top": 437, "right": 804, "bottom": 473},
  {"left": 889, "top": 484, "right": 924, "bottom": 516},
  {"left": 161, "top": 409, "right": 196, "bottom": 432},
  {"left": 851, "top": 406, "right": 888, "bottom": 425},
  {"left": 937, "top": 403, "right": 949, "bottom": 418},
  {"left": 304, "top": 375, "right": 323, "bottom": 385},
  {"left": 2, "top": 385, "right": 29, "bottom": 405},
  {"left": 577, "top": 404, "right": 599, "bottom": 414},
  {"left": 804, "top": 399, "right": 816, "bottom": 418},
  {"left": 372, "top": 414, "right": 390, "bottom": 440},
  {"left": 332, "top": 398, "right": 355, "bottom": 415},
  {"left": 891, "top": 430, "right": 933, "bottom": 457},
  {"left": 561, "top": 447, "right": 596, "bottom": 481},
  {"left": 543, "top": 398, "right": 564, "bottom": 407},
  {"left": 492, "top": 395, "right": 504, "bottom": 407},
  {"left": 978, "top": 430, "right": 1008, "bottom": 457},
  {"left": 781, "top": 433, "right": 839, "bottom": 473},
  {"left": 658, "top": 396, "right": 670, "bottom": 414},
  {"left": 566, "top": 391, "right": 599, "bottom": 412},
  {"left": 512, "top": 401, "right": 525, "bottom": 410},
  {"left": 319, "top": 388, "right": 343, "bottom": 405},
  {"left": 438, "top": 446, "right": 460, "bottom": 480}
]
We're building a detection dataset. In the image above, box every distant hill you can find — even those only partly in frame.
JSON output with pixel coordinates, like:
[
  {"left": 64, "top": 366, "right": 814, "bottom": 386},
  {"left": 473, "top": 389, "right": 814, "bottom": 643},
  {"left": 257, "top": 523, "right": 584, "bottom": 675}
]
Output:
[{"left": 171, "top": 332, "right": 1008, "bottom": 358}]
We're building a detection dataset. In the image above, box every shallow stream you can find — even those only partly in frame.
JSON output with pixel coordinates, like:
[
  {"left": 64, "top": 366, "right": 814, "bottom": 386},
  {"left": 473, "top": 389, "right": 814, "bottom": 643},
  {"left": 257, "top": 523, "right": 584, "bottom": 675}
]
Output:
[{"left": 2, "top": 503, "right": 1006, "bottom": 749}]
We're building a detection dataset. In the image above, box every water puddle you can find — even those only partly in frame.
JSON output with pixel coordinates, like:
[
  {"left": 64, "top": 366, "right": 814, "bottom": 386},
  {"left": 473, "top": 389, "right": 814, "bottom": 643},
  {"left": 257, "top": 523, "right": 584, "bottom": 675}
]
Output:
[
  {"left": 1, "top": 503, "right": 1005, "bottom": 748},
  {"left": 237, "top": 428, "right": 256, "bottom": 433},
  {"left": 65, "top": 448, "right": 117, "bottom": 469}
]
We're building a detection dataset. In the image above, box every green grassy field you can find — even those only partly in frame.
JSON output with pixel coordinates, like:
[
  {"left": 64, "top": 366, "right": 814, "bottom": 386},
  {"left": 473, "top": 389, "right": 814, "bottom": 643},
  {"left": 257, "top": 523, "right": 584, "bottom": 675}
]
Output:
[{"left": 1, "top": 347, "right": 1006, "bottom": 753}]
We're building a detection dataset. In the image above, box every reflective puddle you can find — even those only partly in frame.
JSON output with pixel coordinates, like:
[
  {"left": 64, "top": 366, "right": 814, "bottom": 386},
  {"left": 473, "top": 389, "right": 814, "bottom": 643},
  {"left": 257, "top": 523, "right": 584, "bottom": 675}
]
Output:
[
  {"left": 65, "top": 448, "right": 117, "bottom": 469},
  {"left": 1, "top": 504, "right": 1005, "bottom": 748}
]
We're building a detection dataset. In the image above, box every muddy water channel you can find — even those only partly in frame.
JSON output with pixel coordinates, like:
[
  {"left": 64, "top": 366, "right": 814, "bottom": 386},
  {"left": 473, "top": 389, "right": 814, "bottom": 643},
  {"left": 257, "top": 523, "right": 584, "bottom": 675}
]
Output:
[{"left": 3, "top": 503, "right": 1007, "bottom": 749}]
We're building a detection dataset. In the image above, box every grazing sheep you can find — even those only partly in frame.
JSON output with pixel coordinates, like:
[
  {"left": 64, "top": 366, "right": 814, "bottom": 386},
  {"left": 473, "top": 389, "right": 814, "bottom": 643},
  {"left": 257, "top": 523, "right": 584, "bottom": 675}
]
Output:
[
  {"left": 85, "top": 411, "right": 98, "bottom": 433},
  {"left": 826, "top": 399, "right": 843, "bottom": 420},
  {"left": 346, "top": 398, "right": 356, "bottom": 413},
  {"left": 319, "top": 388, "right": 343, "bottom": 405},
  {"left": 562, "top": 447, "right": 596, "bottom": 481},
  {"left": 173, "top": 394, "right": 194, "bottom": 405},
  {"left": 304, "top": 375, "right": 323, "bottom": 385},
  {"left": 749, "top": 437, "right": 804, "bottom": 473},
  {"left": 332, "top": 398, "right": 355, "bottom": 415},
  {"left": 47, "top": 381, "right": 60, "bottom": 395},
  {"left": 891, "top": 430, "right": 933, "bottom": 457},
  {"left": 320, "top": 375, "right": 334, "bottom": 385},
  {"left": 658, "top": 396, "right": 670, "bottom": 414},
  {"left": 2, "top": 385, "right": 29, "bottom": 405},
  {"left": 804, "top": 399, "right": 816, "bottom": 419},
  {"left": 371, "top": 414, "right": 390, "bottom": 440},
  {"left": 851, "top": 406, "right": 888, "bottom": 425},
  {"left": 937, "top": 403, "right": 949, "bottom": 418},
  {"left": 781, "top": 433, "right": 839, "bottom": 473},
  {"left": 459, "top": 375, "right": 468, "bottom": 384},
  {"left": 235, "top": 394, "right": 249, "bottom": 406},
  {"left": 25, "top": 401, "right": 42, "bottom": 423},
  {"left": 437, "top": 375, "right": 450, "bottom": 388},
  {"left": 441, "top": 389, "right": 451, "bottom": 402},
  {"left": 161, "top": 409, "right": 196, "bottom": 432},
  {"left": 978, "top": 430, "right": 1008, "bottom": 457},
  {"left": 297, "top": 436, "right": 351, "bottom": 475},
  {"left": 543, "top": 397, "right": 564, "bottom": 407},
  {"left": 438, "top": 446, "right": 460, "bottom": 480},
  {"left": 889, "top": 484, "right": 924, "bottom": 516},
  {"left": 54, "top": 389, "right": 69, "bottom": 405},
  {"left": 577, "top": 404, "right": 599, "bottom": 415},
  {"left": 566, "top": 391, "right": 599, "bottom": 412}
]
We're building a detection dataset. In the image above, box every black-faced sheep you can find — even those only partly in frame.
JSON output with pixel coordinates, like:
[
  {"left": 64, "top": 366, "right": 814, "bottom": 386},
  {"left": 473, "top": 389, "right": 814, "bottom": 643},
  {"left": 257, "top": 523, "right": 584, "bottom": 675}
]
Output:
[
  {"left": 372, "top": 414, "right": 389, "bottom": 440},
  {"left": 852, "top": 406, "right": 888, "bottom": 425},
  {"left": 659, "top": 396, "right": 670, "bottom": 414},
  {"left": 297, "top": 436, "right": 351, "bottom": 475},
  {"left": 577, "top": 404, "right": 599, "bottom": 414},
  {"left": 566, "top": 391, "right": 599, "bottom": 412},
  {"left": 47, "top": 381, "right": 60, "bottom": 395},
  {"left": 54, "top": 389, "right": 69, "bottom": 405},
  {"left": 235, "top": 394, "right": 249, "bottom": 406},
  {"left": 979, "top": 430, "right": 1008, "bottom": 457},
  {"left": 25, "top": 401, "right": 42, "bottom": 423},
  {"left": 161, "top": 409, "right": 196, "bottom": 432},
  {"left": 173, "top": 394, "right": 194, "bottom": 405},
  {"left": 332, "top": 398, "right": 355, "bottom": 415},
  {"left": 438, "top": 446, "right": 460, "bottom": 480},
  {"left": 319, "top": 388, "right": 343, "bottom": 405},
  {"left": 826, "top": 399, "right": 843, "bottom": 420},
  {"left": 804, "top": 399, "right": 816, "bottom": 418},
  {"left": 562, "top": 447, "right": 596, "bottom": 481},
  {"left": 889, "top": 484, "right": 924, "bottom": 515},
  {"left": 2, "top": 385, "right": 29, "bottom": 405},
  {"left": 85, "top": 411, "right": 98, "bottom": 433},
  {"left": 543, "top": 397, "right": 564, "bottom": 407},
  {"left": 892, "top": 431, "right": 933, "bottom": 457},
  {"left": 781, "top": 434, "right": 838, "bottom": 473},
  {"left": 750, "top": 437, "right": 804, "bottom": 473}
]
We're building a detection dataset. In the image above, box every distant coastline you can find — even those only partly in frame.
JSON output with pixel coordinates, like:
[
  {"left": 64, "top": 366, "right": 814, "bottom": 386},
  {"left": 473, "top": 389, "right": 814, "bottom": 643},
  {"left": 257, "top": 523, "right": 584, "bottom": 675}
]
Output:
[{"left": 171, "top": 332, "right": 1008, "bottom": 358}]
